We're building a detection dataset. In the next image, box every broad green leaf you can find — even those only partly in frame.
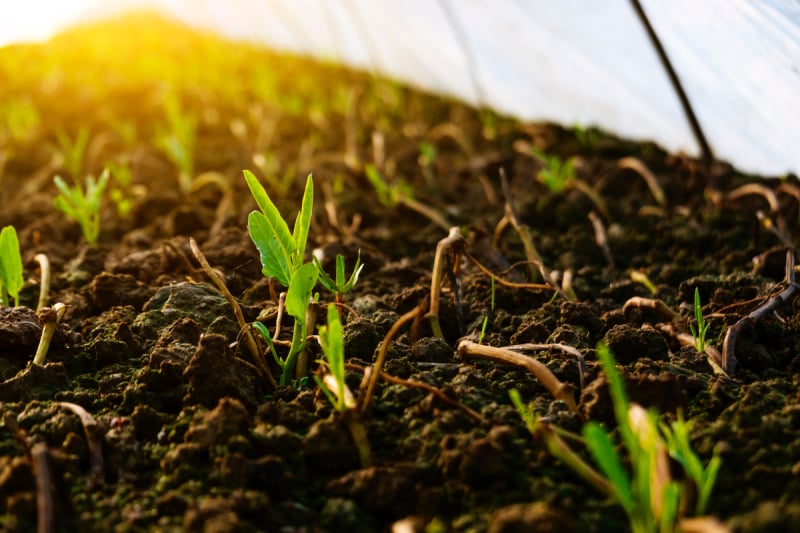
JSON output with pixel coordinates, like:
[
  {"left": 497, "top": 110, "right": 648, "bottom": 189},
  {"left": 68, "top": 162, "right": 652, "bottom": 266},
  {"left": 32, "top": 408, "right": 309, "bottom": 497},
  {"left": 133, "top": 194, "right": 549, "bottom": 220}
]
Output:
[
  {"left": 285, "top": 263, "right": 318, "bottom": 321},
  {"left": 248, "top": 211, "right": 292, "bottom": 287},
  {"left": 584, "top": 422, "right": 634, "bottom": 513},
  {"left": 0, "top": 226, "right": 23, "bottom": 306},
  {"left": 291, "top": 174, "right": 313, "bottom": 268},
  {"left": 244, "top": 170, "right": 295, "bottom": 279}
]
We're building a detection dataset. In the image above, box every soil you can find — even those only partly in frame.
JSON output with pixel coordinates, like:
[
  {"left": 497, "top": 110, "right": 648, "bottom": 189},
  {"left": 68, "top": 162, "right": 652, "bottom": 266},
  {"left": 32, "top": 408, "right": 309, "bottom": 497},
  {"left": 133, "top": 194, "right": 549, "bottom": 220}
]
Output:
[{"left": 2, "top": 14, "right": 800, "bottom": 533}]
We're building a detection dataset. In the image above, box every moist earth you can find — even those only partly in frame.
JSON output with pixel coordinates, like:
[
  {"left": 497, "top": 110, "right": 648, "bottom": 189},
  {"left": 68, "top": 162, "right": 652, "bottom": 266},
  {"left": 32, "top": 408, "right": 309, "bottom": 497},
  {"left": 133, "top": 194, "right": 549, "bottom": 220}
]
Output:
[{"left": 1, "top": 15, "right": 800, "bottom": 533}]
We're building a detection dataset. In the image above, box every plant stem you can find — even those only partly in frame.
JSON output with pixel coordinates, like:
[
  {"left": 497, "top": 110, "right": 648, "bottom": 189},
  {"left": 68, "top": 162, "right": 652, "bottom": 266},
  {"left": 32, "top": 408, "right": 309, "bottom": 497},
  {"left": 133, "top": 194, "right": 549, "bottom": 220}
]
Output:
[
  {"left": 33, "top": 303, "right": 66, "bottom": 366},
  {"left": 190, "top": 237, "right": 276, "bottom": 388},
  {"left": 427, "top": 226, "right": 463, "bottom": 339},
  {"left": 281, "top": 319, "right": 306, "bottom": 385},
  {"left": 343, "top": 410, "right": 372, "bottom": 468},
  {"left": 458, "top": 340, "right": 577, "bottom": 411},
  {"left": 35, "top": 253, "right": 50, "bottom": 311}
]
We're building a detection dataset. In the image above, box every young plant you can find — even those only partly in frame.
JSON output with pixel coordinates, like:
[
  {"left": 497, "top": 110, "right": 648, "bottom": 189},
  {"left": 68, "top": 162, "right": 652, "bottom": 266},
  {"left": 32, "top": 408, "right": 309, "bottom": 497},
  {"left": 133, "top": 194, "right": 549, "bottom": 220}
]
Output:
[
  {"left": 155, "top": 91, "right": 197, "bottom": 194},
  {"left": 0, "top": 225, "right": 23, "bottom": 307},
  {"left": 53, "top": 127, "right": 90, "bottom": 179},
  {"left": 53, "top": 168, "right": 110, "bottom": 245},
  {"left": 531, "top": 147, "right": 575, "bottom": 194},
  {"left": 313, "top": 250, "right": 363, "bottom": 305},
  {"left": 478, "top": 275, "right": 496, "bottom": 344},
  {"left": 246, "top": 169, "right": 319, "bottom": 385},
  {"left": 689, "top": 288, "right": 710, "bottom": 353},
  {"left": 364, "top": 164, "right": 450, "bottom": 231},
  {"left": 511, "top": 343, "right": 722, "bottom": 533},
  {"left": 315, "top": 303, "right": 372, "bottom": 467}
]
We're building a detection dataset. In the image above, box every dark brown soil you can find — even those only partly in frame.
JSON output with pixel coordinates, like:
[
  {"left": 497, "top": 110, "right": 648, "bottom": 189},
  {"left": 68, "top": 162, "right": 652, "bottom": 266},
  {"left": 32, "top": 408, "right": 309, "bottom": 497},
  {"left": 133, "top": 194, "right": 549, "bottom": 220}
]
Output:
[{"left": 2, "top": 14, "right": 800, "bottom": 533}]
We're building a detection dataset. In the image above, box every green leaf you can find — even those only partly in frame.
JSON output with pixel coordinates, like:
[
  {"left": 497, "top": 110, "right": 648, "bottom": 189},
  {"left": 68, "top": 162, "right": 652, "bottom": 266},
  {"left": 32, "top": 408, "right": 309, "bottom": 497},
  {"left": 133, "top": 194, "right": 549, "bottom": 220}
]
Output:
[
  {"left": 319, "top": 303, "right": 346, "bottom": 411},
  {"left": 248, "top": 211, "right": 293, "bottom": 287},
  {"left": 244, "top": 170, "right": 296, "bottom": 283},
  {"left": 584, "top": 422, "right": 634, "bottom": 513},
  {"left": 285, "top": 263, "right": 318, "bottom": 321},
  {"left": 0, "top": 226, "right": 23, "bottom": 306},
  {"left": 291, "top": 174, "right": 313, "bottom": 268}
]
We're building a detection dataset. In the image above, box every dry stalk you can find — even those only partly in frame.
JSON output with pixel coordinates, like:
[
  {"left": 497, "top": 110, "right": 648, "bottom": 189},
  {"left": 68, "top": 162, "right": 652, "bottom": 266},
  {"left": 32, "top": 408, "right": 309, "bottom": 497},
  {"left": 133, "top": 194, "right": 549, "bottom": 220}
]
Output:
[
  {"left": 722, "top": 249, "right": 798, "bottom": 375},
  {"left": 359, "top": 302, "right": 425, "bottom": 416},
  {"left": 427, "top": 227, "right": 464, "bottom": 339},
  {"left": 31, "top": 442, "right": 55, "bottom": 533},
  {"left": 32, "top": 303, "right": 66, "bottom": 366},
  {"left": 34, "top": 253, "right": 51, "bottom": 311},
  {"left": 463, "top": 250, "right": 553, "bottom": 292},
  {"left": 499, "top": 169, "right": 570, "bottom": 300},
  {"left": 457, "top": 340, "right": 577, "bottom": 412},
  {"left": 347, "top": 362, "right": 485, "bottom": 423},
  {"left": 189, "top": 237, "right": 277, "bottom": 389},
  {"left": 505, "top": 343, "right": 588, "bottom": 390},
  {"left": 588, "top": 210, "right": 614, "bottom": 269},
  {"left": 618, "top": 156, "right": 666, "bottom": 206},
  {"left": 56, "top": 402, "right": 104, "bottom": 485}
]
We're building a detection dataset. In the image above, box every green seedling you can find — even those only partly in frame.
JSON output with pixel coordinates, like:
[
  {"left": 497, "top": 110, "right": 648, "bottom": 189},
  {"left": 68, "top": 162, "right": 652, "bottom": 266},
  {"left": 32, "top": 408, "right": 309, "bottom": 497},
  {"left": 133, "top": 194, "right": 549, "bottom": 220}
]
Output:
[
  {"left": 478, "top": 275, "right": 495, "bottom": 344},
  {"left": 364, "top": 164, "right": 450, "bottom": 230},
  {"left": 53, "top": 127, "right": 90, "bottom": 179},
  {"left": 511, "top": 343, "right": 721, "bottom": 533},
  {"left": 689, "top": 288, "right": 710, "bottom": 353},
  {"left": 1, "top": 98, "right": 40, "bottom": 143},
  {"left": 0, "top": 225, "right": 23, "bottom": 307},
  {"left": 246, "top": 169, "right": 319, "bottom": 384},
  {"left": 316, "top": 303, "right": 372, "bottom": 467},
  {"left": 313, "top": 251, "right": 363, "bottom": 305},
  {"left": 155, "top": 91, "right": 197, "bottom": 194},
  {"left": 105, "top": 160, "right": 135, "bottom": 218},
  {"left": 53, "top": 168, "right": 110, "bottom": 245},
  {"left": 531, "top": 148, "right": 575, "bottom": 194}
]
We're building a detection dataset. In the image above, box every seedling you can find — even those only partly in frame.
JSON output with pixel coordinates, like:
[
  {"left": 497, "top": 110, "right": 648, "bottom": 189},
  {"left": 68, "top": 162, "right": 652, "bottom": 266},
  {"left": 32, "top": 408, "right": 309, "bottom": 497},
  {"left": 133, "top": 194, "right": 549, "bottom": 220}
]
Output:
[
  {"left": 315, "top": 303, "right": 372, "bottom": 467},
  {"left": 511, "top": 343, "right": 721, "bottom": 533},
  {"left": 313, "top": 250, "right": 363, "bottom": 306},
  {"left": 478, "top": 276, "right": 495, "bottom": 344},
  {"left": 155, "top": 91, "right": 197, "bottom": 194},
  {"left": 364, "top": 164, "right": 450, "bottom": 231},
  {"left": 246, "top": 170, "right": 319, "bottom": 384},
  {"left": 105, "top": 160, "right": 135, "bottom": 218},
  {"left": 531, "top": 147, "right": 575, "bottom": 194},
  {"left": 689, "top": 288, "right": 710, "bottom": 353},
  {"left": 53, "top": 168, "right": 110, "bottom": 245},
  {"left": 53, "top": 127, "right": 90, "bottom": 179},
  {"left": 0, "top": 225, "right": 23, "bottom": 307},
  {"left": 33, "top": 303, "right": 66, "bottom": 365}
]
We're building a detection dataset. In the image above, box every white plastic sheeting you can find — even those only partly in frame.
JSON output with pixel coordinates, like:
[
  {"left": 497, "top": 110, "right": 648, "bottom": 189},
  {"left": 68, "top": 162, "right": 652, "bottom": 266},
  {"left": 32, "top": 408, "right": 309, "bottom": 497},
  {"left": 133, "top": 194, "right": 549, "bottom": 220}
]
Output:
[{"left": 3, "top": 0, "right": 799, "bottom": 176}]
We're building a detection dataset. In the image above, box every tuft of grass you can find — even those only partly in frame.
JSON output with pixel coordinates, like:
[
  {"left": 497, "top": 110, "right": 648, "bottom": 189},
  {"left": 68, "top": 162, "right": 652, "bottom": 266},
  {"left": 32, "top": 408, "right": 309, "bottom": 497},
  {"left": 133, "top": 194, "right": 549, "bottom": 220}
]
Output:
[
  {"left": 531, "top": 147, "right": 575, "bottom": 193},
  {"left": 511, "top": 343, "right": 722, "bottom": 533},
  {"left": 53, "top": 168, "right": 110, "bottom": 245},
  {"left": 689, "top": 288, "right": 710, "bottom": 353}
]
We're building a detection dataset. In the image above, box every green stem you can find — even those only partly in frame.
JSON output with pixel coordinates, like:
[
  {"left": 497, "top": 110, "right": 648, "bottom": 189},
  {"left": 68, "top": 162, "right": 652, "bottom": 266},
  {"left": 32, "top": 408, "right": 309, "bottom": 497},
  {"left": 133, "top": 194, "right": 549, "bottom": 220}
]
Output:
[{"left": 280, "top": 319, "right": 306, "bottom": 385}]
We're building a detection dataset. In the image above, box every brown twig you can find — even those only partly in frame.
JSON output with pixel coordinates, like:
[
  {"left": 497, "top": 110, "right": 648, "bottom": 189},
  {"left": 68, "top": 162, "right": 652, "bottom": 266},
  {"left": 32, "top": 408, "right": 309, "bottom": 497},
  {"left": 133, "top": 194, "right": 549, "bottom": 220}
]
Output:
[
  {"left": 463, "top": 251, "right": 553, "bottom": 292},
  {"left": 189, "top": 237, "right": 277, "bottom": 389},
  {"left": 617, "top": 156, "right": 666, "bottom": 207},
  {"left": 34, "top": 253, "right": 51, "bottom": 311},
  {"left": 347, "top": 363, "right": 485, "bottom": 424},
  {"left": 505, "top": 343, "right": 588, "bottom": 391},
  {"left": 499, "top": 169, "right": 569, "bottom": 299},
  {"left": 722, "top": 249, "right": 798, "bottom": 374},
  {"left": 56, "top": 402, "right": 104, "bottom": 486},
  {"left": 427, "top": 227, "right": 464, "bottom": 339},
  {"left": 359, "top": 302, "right": 425, "bottom": 416},
  {"left": 588, "top": 211, "right": 614, "bottom": 269},
  {"left": 31, "top": 442, "right": 55, "bottom": 533},
  {"left": 457, "top": 340, "right": 577, "bottom": 412}
]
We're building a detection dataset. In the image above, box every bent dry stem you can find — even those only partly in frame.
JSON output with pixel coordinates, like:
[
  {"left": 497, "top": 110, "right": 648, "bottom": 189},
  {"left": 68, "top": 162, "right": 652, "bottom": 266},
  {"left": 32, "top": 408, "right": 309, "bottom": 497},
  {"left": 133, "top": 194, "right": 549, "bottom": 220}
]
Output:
[{"left": 458, "top": 339, "right": 577, "bottom": 411}]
